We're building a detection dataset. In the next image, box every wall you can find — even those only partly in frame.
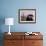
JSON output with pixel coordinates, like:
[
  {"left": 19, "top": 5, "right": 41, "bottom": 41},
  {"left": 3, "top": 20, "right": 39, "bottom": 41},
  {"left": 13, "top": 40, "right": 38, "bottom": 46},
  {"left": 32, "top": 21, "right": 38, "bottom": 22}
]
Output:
[
  {"left": 0, "top": 0, "right": 46, "bottom": 46},
  {"left": 0, "top": 0, "right": 46, "bottom": 32}
]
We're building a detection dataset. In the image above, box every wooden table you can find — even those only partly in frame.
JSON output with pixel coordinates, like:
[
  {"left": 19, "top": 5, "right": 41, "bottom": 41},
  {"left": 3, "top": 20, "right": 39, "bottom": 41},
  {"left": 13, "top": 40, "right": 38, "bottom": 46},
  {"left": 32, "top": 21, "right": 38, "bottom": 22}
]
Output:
[{"left": 4, "top": 32, "right": 43, "bottom": 46}]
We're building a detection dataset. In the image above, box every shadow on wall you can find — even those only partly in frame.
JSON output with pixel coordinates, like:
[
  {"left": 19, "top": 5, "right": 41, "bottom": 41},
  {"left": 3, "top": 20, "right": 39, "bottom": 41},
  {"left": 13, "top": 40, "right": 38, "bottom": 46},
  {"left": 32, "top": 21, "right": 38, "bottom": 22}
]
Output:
[
  {"left": 0, "top": 15, "right": 5, "bottom": 32},
  {"left": 0, "top": 16, "right": 5, "bottom": 46},
  {"left": 0, "top": 33, "right": 4, "bottom": 46}
]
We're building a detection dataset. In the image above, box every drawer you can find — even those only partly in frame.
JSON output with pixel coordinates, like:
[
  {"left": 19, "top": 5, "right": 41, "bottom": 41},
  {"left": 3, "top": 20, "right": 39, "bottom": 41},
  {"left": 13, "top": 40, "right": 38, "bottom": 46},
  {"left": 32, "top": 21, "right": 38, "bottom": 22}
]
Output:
[
  {"left": 24, "top": 40, "right": 43, "bottom": 46},
  {"left": 4, "top": 40, "right": 24, "bottom": 46},
  {"left": 4, "top": 35, "right": 24, "bottom": 40},
  {"left": 25, "top": 35, "right": 43, "bottom": 40},
  {"left": 4, "top": 40, "right": 16, "bottom": 46},
  {"left": 32, "top": 40, "right": 43, "bottom": 46}
]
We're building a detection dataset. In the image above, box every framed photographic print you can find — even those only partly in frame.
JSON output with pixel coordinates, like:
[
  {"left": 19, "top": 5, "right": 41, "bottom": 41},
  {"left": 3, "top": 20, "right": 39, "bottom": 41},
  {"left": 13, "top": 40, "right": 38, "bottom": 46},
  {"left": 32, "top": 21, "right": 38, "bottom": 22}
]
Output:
[{"left": 18, "top": 9, "right": 36, "bottom": 23}]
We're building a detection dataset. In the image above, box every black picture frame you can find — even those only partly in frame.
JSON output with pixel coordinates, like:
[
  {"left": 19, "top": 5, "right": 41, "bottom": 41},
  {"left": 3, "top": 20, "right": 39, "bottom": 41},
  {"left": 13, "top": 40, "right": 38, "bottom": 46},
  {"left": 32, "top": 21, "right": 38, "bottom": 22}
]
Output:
[{"left": 18, "top": 9, "right": 36, "bottom": 24}]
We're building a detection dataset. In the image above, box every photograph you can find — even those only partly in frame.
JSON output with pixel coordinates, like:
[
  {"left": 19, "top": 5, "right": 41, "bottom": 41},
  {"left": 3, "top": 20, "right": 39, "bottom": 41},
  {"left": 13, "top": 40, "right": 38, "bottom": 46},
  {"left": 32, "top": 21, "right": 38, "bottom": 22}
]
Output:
[{"left": 18, "top": 9, "right": 36, "bottom": 23}]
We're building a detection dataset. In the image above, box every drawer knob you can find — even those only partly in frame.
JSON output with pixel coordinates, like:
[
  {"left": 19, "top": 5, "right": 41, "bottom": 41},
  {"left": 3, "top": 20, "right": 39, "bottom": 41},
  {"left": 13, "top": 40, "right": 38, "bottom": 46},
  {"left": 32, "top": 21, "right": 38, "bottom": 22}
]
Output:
[{"left": 32, "top": 42, "right": 35, "bottom": 44}]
